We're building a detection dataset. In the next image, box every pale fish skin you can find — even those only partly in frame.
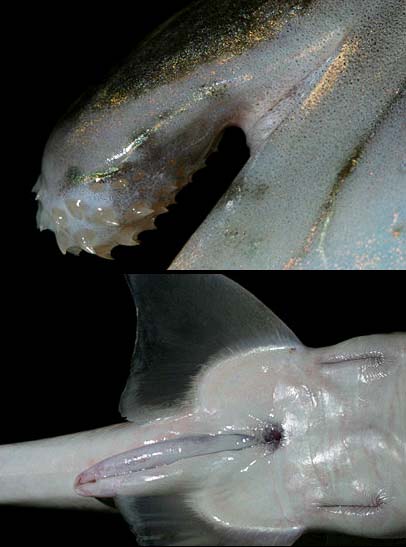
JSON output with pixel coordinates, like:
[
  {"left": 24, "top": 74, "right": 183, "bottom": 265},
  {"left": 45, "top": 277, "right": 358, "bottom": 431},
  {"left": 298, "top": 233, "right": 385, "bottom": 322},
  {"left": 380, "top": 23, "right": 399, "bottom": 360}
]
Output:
[
  {"left": 1, "top": 275, "right": 405, "bottom": 545},
  {"left": 34, "top": 0, "right": 406, "bottom": 268}
]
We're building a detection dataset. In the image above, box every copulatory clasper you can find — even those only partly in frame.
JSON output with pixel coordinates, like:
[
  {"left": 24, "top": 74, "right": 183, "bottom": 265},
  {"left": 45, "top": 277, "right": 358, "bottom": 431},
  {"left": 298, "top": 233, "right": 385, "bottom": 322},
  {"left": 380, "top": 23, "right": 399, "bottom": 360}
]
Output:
[
  {"left": 33, "top": 0, "right": 405, "bottom": 269},
  {"left": 1, "top": 275, "right": 405, "bottom": 544}
]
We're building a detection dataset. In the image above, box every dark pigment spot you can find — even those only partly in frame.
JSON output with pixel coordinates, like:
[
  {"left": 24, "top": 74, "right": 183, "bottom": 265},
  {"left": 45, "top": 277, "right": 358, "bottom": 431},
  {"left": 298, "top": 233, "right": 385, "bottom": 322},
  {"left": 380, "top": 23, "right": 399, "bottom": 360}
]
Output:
[{"left": 262, "top": 423, "right": 284, "bottom": 449}]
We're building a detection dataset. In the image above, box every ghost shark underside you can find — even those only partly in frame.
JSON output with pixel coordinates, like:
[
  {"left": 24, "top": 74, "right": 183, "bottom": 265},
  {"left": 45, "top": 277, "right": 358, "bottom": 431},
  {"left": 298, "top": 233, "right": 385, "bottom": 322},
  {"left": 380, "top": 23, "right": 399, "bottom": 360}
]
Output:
[
  {"left": 34, "top": 0, "right": 406, "bottom": 269},
  {"left": 1, "top": 275, "right": 405, "bottom": 545}
]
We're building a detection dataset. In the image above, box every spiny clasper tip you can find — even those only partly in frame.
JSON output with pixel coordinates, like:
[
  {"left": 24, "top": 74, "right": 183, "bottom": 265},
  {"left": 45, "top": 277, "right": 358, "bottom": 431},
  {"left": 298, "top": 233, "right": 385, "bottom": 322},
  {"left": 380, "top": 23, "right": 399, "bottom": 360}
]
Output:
[{"left": 34, "top": 179, "right": 161, "bottom": 259}]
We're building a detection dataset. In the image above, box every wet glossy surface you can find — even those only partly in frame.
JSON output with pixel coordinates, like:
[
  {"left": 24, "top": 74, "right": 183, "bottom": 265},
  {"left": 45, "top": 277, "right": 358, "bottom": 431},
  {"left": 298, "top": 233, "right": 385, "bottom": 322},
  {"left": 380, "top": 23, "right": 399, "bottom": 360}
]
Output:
[
  {"left": 113, "top": 333, "right": 406, "bottom": 545},
  {"left": 1, "top": 273, "right": 405, "bottom": 545},
  {"left": 34, "top": 0, "right": 406, "bottom": 269}
]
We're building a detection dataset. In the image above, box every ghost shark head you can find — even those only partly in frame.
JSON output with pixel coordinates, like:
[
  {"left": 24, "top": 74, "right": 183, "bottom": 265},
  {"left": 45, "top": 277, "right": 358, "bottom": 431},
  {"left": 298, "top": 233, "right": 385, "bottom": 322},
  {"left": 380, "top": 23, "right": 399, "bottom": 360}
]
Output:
[{"left": 1, "top": 275, "right": 405, "bottom": 546}]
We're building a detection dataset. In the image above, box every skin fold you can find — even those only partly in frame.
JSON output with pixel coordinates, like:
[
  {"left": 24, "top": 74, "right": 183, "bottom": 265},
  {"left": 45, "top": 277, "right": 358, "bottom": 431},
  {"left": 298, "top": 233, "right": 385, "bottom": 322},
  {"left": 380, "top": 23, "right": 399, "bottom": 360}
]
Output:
[
  {"left": 34, "top": 0, "right": 406, "bottom": 269},
  {"left": 1, "top": 275, "right": 405, "bottom": 545}
]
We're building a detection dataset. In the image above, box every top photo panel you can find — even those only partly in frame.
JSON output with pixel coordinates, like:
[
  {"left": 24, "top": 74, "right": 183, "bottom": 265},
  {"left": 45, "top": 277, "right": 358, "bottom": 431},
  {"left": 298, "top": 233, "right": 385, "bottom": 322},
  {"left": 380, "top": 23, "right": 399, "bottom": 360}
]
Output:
[{"left": 32, "top": 0, "right": 405, "bottom": 270}]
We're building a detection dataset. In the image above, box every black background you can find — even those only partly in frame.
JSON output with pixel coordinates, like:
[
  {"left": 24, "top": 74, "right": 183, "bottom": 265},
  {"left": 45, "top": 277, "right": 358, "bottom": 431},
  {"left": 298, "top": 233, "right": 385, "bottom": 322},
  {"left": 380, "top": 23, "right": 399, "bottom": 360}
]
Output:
[{"left": 1, "top": 271, "right": 405, "bottom": 545}]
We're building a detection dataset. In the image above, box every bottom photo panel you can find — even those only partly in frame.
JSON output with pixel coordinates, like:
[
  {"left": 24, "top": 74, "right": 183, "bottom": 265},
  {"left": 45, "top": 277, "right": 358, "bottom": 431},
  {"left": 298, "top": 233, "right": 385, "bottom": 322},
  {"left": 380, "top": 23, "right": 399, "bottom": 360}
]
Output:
[{"left": 1, "top": 273, "right": 405, "bottom": 547}]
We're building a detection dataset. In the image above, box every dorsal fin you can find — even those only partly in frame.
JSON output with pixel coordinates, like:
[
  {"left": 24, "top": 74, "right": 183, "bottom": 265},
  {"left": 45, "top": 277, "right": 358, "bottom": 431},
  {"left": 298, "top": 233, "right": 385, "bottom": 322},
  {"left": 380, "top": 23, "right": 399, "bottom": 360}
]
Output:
[{"left": 119, "top": 274, "right": 300, "bottom": 421}]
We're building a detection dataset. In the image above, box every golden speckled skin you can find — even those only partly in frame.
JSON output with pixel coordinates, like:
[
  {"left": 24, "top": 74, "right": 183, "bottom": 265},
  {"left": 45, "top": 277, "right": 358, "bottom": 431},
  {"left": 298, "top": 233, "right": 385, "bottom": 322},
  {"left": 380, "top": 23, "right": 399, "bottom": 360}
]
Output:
[
  {"left": 90, "top": 0, "right": 312, "bottom": 110},
  {"left": 35, "top": 0, "right": 405, "bottom": 267}
]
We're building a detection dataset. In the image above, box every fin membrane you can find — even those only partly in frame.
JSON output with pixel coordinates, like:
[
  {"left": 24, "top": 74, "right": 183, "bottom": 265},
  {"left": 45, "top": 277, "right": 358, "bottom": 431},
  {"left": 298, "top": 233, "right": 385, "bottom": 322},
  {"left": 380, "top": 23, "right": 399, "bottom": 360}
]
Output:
[
  {"left": 116, "top": 493, "right": 304, "bottom": 546},
  {"left": 120, "top": 274, "right": 300, "bottom": 420},
  {"left": 116, "top": 494, "right": 219, "bottom": 546}
]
